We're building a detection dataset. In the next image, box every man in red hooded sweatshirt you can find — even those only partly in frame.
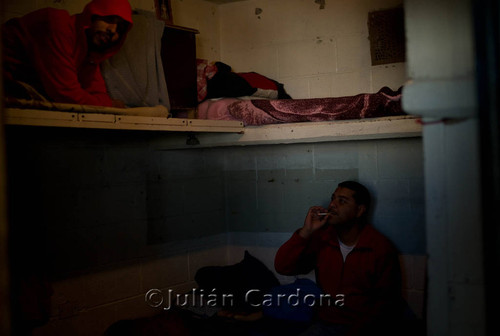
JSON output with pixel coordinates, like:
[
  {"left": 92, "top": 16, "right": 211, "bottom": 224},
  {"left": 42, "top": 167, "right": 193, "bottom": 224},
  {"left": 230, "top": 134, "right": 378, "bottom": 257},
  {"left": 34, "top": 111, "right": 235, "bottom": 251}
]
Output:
[{"left": 2, "top": 0, "right": 133, "bottom": 107}]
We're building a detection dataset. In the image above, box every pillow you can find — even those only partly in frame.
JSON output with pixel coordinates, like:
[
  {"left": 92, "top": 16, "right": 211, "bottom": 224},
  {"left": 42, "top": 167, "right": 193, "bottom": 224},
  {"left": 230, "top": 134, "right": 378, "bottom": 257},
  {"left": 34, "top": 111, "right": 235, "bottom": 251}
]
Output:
[
  {"left": 237, "top": 72, "right": 292, "bottom": 99},
  {"left": 205, "top": 62, "right": 257, "bottom": 99},
  {"left": 237, "top": 72, "right": 278, "bottom": 90},
  {"left": 203, "top": 62, "right": 292, "bottom": 100}
]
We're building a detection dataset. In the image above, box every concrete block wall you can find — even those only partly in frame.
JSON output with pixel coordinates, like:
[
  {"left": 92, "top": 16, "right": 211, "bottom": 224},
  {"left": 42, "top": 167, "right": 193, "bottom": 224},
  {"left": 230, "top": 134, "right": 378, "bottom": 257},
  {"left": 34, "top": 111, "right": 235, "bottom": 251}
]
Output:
[
  {"left": 171, "top": 0, "right": 221, "bottom": 61},
  {"left": 32, "top": 245, "right": 227, "bottom": 336},
  {"left": 222, "top": 138, "right": 426, "bottom": 318},
  {"left": 223, "top": 138, "right": 425, "bottom": 254},
  {"left": 7, "top": 127, "right": 426, "bottom": 335},
  {"left": 3, "top": 0, "right": 410, "bottom": 105},
  {"left": 6, "top": 127, "right": 231, "bottom": 336},
  {"left": 2, "top": 0, "right": 426, "bottom": 333},
  {"left": 211, "top": 0, "right": 407, "bottom": 99},
  {"left": 6, "top": 127, "right": 230, "bottom": 278}
]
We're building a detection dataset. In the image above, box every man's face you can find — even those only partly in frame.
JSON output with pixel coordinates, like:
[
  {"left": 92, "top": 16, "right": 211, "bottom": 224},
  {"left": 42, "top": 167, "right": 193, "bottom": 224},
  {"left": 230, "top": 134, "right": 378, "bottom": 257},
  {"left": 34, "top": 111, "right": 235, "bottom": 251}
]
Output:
[
  {"left": 326, "top": 187, "right": 366, "bottom": 227},
  {"left": 87, "top": 15, "right": 128, "bottom": 51}
]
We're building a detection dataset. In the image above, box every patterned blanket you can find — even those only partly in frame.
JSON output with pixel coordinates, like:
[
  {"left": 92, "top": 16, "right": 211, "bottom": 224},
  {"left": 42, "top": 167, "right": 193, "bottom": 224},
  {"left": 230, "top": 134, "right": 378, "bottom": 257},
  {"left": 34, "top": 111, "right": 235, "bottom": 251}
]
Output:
[{"left": 197, "top": 87, "right": 405, "bottom": 126}]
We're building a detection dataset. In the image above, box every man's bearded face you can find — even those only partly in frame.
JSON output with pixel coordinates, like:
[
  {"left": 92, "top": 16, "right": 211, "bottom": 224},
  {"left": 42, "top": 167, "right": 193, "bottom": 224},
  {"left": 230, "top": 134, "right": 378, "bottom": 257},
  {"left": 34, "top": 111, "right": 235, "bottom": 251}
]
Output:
[{"left": 87, "top": 15, "right": 128, "bottom": 51}]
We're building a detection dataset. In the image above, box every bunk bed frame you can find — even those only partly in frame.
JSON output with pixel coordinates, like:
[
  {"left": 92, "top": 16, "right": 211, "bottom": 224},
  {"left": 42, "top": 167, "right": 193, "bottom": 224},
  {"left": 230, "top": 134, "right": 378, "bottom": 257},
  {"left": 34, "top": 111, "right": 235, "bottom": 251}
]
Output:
[{"left": 4, "top": 106, "right": 422, "bottom": 148}]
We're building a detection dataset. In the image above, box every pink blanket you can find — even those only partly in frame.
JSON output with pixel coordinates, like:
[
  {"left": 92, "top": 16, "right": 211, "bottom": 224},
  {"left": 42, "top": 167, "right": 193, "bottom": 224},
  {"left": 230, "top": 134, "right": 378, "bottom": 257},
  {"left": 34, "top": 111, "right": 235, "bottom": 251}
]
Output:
[{"left": 197, "top": 87, "right": 404, "bottom": 126}]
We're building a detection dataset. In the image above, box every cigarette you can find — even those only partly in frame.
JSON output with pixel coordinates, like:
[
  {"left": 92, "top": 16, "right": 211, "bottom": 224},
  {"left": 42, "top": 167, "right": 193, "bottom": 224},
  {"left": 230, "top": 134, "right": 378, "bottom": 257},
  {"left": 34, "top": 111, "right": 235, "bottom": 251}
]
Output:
[{"left": 318, "top": 212, "right": 331, "bottom": 216}]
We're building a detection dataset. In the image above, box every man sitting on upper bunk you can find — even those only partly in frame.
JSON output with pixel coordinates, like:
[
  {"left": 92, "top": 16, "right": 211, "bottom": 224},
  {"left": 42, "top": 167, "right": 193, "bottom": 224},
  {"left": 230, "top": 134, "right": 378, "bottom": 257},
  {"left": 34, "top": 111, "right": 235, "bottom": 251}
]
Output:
[
  {"left": 275, "top": 181, "right": 405, "bottom": 336},
  {"left": 2, "top": 0, "right": 133, "bottom": 107}
]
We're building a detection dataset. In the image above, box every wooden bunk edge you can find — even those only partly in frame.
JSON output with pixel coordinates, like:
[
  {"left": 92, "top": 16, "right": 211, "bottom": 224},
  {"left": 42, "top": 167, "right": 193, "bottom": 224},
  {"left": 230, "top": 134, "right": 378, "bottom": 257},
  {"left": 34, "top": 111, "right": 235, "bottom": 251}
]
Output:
[
  {"left": 152, "top": 115, "right": 423, "bottom": 149},
  {"left": 3, "top": 108, "right": 244, "bottom": 133},
  {"left": 2, "top": 108, "right": 421, "bottom": 146}
]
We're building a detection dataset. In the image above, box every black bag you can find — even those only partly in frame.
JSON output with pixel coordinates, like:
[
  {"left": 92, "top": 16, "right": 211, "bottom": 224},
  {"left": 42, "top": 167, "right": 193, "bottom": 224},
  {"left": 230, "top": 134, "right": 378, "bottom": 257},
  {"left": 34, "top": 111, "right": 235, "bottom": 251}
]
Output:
[{"left": 194, "top": 250, "right": 280, "bottom": 312}]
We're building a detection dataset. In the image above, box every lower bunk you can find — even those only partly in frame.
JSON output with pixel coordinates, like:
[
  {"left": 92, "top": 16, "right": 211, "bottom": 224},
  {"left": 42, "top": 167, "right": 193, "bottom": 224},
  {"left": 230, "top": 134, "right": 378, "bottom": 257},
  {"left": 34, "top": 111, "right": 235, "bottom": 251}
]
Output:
[{"left": 104, "top": 250, "right": 427, "bottom": 336}]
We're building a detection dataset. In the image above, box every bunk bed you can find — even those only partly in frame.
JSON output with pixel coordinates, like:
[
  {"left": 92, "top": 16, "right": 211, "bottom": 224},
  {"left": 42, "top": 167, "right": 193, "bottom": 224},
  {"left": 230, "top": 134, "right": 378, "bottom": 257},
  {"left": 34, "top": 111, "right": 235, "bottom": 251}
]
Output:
[
  {"left": 3, "top": 57, "right": 421, "bottom": 145},
  {"left": 3, "top": 55, "right": 420, "bottom": 145},
  {"left": 2, "top": 12, "right": 422, "bottom": 147},
  {"left": 3, "top": 95, "right": 421, "bottom": 148}
]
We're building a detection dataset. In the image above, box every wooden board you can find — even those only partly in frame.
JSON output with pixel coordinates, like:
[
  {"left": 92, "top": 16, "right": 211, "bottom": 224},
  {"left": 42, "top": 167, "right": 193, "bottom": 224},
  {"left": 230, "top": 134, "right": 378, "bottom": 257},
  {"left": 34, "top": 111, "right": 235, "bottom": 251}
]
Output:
[
  {"left": 4, "top": 108, "right": 244, "bottom": 133},
  {"left": 3, "top": 109, "right": 421, "bottom": 148},
  {"left": 153, "top": 115, "right": 423, "bottom": 149}
]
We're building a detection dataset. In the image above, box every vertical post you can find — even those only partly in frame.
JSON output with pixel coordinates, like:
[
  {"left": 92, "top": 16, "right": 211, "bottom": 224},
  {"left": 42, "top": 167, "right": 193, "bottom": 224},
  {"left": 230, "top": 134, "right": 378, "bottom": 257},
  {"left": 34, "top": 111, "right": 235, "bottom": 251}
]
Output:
[
  {"left": 0, "top": 13, "right": 12, "bottom": 335},
  {"left": 473, "top": 1, "right": 500, "bottom": 335},
  {"left": 403, "top": 0, "right": 486, "bottom": 334}
]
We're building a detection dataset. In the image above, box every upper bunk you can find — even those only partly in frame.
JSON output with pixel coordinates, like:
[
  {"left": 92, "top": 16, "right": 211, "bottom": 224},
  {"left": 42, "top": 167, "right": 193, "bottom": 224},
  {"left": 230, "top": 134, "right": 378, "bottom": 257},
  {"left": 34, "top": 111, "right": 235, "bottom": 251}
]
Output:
[
  {"left": 3, "top": 51, "right": 421, "bottom": 148},
  {"left": 2, "top": 12, "right": 422, "bottom": 149}
]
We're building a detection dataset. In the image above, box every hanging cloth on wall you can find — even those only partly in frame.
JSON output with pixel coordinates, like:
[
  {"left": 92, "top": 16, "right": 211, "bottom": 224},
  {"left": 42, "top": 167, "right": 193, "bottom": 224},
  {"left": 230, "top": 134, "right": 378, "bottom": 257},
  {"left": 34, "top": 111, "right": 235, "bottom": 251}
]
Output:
[{"left": 102, "top": 10, "right": 171, "bottom": 109}]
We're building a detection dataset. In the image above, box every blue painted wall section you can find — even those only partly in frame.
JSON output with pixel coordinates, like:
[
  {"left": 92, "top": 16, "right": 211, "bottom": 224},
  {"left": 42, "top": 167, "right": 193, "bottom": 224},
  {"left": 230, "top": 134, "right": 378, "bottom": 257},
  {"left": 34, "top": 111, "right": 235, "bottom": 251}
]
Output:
[{"left": 6, "top": 126, "right": 424, "bottom": 279}]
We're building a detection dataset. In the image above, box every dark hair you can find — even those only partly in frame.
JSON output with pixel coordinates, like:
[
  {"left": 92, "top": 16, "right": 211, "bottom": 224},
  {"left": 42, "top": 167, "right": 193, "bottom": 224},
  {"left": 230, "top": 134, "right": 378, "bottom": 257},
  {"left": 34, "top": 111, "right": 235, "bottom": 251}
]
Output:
[{"left": 338, "top": 181, "right": 371, "bottom": 211}]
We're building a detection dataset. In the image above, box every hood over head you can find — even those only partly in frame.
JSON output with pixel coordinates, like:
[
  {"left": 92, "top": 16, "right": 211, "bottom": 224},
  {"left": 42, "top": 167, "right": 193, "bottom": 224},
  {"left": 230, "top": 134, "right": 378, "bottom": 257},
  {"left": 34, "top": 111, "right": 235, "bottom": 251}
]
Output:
[
  {"left": 82, "top": 0, "right": 133, "bottom": 26},
  {"left": 79, "top": 0, "right": 133, "bottom": 61}
]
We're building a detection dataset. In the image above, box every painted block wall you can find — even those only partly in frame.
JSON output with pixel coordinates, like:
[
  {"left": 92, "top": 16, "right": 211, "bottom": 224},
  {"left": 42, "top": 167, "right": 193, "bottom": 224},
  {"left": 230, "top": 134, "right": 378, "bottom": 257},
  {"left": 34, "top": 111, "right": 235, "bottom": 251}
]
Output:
[
  {"left": 1, "top": 0, "right": 408, "bottom": 99},
  {"left": 2, "top": 0, "right": 426, "bottom": 333},
  {"left": 172, "top": 0, "right": 410, "bottom": 99},
  {"left": 170, "top": 0, "right": 221, "bottom": 61},
  {"left": 5, "top": 127, "right": 425, "bottom": 335},
  {"left": 222, "top": 138, "right": 426, "bottom": 315},
  {"left": 6, "top": 127, "right": 230, "bottom": 278},
  {"left": 6, "top": 126, "right": 232, "bottom": 335},
  {"left": 223, "top": 139, "right": 425, "bottom": 254},
  {"left": 214, "top": 0, "right": 407, "bottom": 99},
  {"left": 7, "top": 127, "right": 424, "bottom": 276}
]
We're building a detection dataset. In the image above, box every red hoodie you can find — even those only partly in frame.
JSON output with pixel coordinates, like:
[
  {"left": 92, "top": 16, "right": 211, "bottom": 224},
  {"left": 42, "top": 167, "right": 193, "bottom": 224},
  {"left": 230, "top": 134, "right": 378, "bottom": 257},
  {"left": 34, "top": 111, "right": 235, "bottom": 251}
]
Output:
[{"left": 2, "top": 0, "right": 133, "bottom": 107}]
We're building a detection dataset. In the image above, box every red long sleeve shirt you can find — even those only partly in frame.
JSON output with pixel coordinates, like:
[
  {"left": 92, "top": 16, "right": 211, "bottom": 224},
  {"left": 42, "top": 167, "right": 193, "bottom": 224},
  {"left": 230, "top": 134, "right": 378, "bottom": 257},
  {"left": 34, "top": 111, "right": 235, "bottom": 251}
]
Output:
[
  {"left": 2, "top": 0, "right": 133, "bottom": 107},
  {"left": 275, "top": 224, "right": 404, "bottom": 333}
]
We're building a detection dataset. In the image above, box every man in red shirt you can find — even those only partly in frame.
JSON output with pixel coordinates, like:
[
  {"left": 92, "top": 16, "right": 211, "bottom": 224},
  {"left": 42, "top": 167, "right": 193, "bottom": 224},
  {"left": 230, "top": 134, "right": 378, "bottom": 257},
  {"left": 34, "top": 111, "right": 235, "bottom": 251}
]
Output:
[
  {"left": 2, "top": 0, "right": 133, "bottom": 107},
  {"left": 275, "top": 181, "right": 404, "bottom": 335}
]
